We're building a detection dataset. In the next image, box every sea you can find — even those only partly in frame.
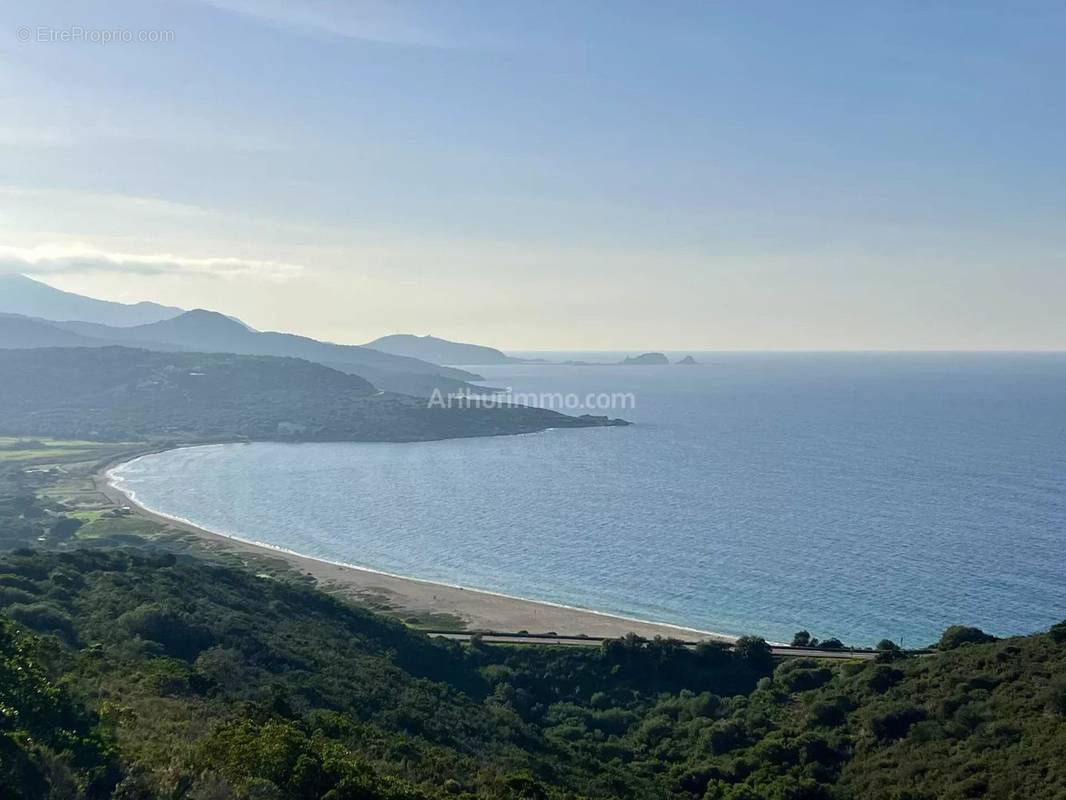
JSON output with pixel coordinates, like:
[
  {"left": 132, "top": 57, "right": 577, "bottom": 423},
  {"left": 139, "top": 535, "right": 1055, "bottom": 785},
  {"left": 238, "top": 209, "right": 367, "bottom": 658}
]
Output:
[{"left": 109, "top": 352, "right": 1066, "bottom": 646}]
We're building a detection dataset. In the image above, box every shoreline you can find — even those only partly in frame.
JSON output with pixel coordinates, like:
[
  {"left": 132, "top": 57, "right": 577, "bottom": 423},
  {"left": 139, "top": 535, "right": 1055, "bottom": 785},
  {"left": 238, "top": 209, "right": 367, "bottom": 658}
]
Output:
[{"left": 94, "top": 445, "right": 736, "bottom": 644}]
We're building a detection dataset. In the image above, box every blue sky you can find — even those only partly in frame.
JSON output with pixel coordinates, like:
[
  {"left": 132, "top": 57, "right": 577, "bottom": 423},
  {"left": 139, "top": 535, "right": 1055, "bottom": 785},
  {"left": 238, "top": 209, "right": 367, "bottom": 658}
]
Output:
[{"left": 1, "top": 0, "right": 1064, "bottom": 349}]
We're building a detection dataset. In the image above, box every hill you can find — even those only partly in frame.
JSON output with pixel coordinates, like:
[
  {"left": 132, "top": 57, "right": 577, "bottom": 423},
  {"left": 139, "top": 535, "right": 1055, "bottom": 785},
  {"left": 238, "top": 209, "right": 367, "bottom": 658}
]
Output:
[
  {"left": 365, "top": 334, "right": 525, "bottom": 366},
  {"left": 0, "top": 547, "right": 1063, "bottom": 799},
  {"left": 0, "top": 312, "right": 109, "bottom": 349},
  {"left": 0, "top": 346, "right": 625, "bottom": 443},
  {"left": 124, "top": 311, "right": 484, "bottom": 395},
  {"left": 0, "top": 310, "right": 486, "bottom": 396},
  {"left": 0, "top": 312, "right": 186, "bottom": 352},
  {"left": 0, "top": 274, "right": 182, "bottom": 326}
]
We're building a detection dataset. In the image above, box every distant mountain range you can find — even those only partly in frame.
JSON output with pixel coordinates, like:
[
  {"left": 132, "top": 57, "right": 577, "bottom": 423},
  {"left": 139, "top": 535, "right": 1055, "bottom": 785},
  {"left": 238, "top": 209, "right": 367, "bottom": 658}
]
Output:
[
  {"left": 0, "top": 276, "right": 487, "bottom": 395},
  {"left": 363, "top": 335, "right": 698, "bottom": 368},
  {"left": 0, "top": 274, "right": 183, "bottom": 327},
  {"left": 0, "top": 275, "right": 692, "bottom": 399},
  {"left": 364, "top": 333, "right": 536, "bottom": 366}
]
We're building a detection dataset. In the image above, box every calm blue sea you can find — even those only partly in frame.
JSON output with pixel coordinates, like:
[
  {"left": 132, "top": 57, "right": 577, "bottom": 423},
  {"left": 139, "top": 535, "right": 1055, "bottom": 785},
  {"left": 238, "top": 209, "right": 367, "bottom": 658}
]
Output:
[{"left": 110, "top": 353, "right": 1066, "bottom": 646}]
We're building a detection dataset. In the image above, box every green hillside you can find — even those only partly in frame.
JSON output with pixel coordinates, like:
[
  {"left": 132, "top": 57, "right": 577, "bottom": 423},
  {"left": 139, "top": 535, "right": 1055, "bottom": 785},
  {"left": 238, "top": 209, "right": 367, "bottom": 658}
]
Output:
[
  {"left": 1, "top": 547, "right": 1063, "bottom": 800},
  {"left": 0, "top": 347, "right": 625, "bottom": 443}
]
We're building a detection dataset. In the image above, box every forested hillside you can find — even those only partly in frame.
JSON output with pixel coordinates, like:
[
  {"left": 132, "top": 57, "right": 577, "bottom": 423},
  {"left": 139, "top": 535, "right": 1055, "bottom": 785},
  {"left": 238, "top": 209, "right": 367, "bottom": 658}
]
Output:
[
  {"left": 2, "top": 548, "right": 1064, "bottom": 800},
  {"left": 0, "top": 347, "right": 625, "bottom": 443}
]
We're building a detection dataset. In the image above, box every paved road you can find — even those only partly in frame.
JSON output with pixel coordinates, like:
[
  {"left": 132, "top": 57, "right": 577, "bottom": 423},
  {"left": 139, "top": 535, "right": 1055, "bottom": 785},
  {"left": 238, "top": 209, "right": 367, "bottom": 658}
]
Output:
[{"left": 426, "top": 631, "right": 887, "bottom": 660}]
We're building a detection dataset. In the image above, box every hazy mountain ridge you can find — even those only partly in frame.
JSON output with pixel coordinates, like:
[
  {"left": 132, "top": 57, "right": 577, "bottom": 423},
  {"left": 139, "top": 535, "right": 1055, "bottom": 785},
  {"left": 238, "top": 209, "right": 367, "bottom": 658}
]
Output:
[
  {"left": 0, "top": 313, "right": 108, "bottom": 349},
  {"left": 0, "top": 274, "right": 183, "bottom": 326},
  {"left": 0, "top": 312, "right": 198, "bottom": 353},
  {"left": 365, "top": 333, "right": 531, "bottom": 365},
  {"left": 0, "top": 306, "right": 486, "bottom": 396}
]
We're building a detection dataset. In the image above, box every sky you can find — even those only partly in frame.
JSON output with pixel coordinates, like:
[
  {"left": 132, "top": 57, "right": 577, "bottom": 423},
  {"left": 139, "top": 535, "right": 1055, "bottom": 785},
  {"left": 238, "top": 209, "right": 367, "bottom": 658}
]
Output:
[{"left": 1, "top": 0, "right": 1064, "bottom": 350}]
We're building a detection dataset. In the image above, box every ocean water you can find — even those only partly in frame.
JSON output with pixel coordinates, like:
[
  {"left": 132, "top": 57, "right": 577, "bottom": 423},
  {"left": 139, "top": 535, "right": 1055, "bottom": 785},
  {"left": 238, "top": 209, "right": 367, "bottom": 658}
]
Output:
[{"left": 110, "top": 353, "right": 1066, "bottom": 646}]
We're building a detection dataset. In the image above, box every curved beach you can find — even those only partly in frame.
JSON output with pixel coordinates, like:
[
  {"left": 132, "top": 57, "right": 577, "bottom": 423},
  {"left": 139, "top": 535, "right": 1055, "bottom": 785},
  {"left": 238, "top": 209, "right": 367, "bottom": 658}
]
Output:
[{"left": 96, "top": 453, "right": 734, "bottom": 644}]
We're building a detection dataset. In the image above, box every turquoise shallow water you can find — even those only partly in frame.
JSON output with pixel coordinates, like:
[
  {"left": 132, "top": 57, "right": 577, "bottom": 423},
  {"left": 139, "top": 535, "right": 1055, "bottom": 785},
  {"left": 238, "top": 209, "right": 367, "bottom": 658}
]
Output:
[{"left": 110, "top": 353, "right": 1066, "bottom": 646}]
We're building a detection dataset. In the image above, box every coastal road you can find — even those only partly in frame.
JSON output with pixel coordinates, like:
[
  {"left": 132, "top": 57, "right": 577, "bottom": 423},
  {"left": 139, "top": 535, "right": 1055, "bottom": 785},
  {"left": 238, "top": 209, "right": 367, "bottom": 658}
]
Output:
[{"left": 425, "top": 631, "right": 886, "bottom": 660}]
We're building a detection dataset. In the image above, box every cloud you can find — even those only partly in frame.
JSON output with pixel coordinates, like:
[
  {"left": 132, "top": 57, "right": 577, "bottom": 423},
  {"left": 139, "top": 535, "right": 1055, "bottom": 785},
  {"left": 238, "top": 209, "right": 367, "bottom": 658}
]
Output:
[
  {"left": 193, "top": 0, "right": 463, "bottom": 48},
  {"left": 0, "top": 126, "right": 78, "bottom": 148},
  {"left": 0, "top": 243, "right": 304, "bottom": 282}
]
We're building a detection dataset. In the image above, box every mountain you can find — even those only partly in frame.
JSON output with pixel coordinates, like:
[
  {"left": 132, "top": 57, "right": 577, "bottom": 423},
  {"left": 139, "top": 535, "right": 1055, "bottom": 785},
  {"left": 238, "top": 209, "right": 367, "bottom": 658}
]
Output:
[
  {"left": 0, "top": 346, "right": 627, "bottom": 442},
  {"left": 0, "top": 313, "right": 108, "bottom": 349},
  {"left": 0, "top": 310, "right": 486, "bottom": 396},
  {"left": 0, "top": 273, "right": 183, "bottom": 326},
  {"left": 0, "top": 278, "right": 484, "bottom": 395},
  {"left": 119, "top": 311, "right": 484, "bottom": 396},
  {"left": 0, "top": 312, "right": 193, "bottom": 352},
  {"left": 365, "top": 333, "right": 527, "bottom": 365}
]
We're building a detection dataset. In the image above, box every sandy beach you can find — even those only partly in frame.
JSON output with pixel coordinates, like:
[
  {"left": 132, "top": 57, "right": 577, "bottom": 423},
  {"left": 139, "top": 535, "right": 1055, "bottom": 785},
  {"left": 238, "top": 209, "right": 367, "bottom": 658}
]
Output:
[{"left": 93, "top": 452, "right": 733, "bottom": 643}]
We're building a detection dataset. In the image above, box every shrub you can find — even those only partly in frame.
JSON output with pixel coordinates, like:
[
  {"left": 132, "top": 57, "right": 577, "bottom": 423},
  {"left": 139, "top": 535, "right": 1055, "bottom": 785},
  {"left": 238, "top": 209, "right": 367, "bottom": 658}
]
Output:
[
  {"left": 6, "top": 602, "right": 76, "bottom": 640},
  {"left": 775, "top": 661, "right": 833, "bottom": 693},
  {"left": 1049, "top": 620, "right": 1066, "bottom": 644},
  {"left": 865, "top": 665, "right": 904, "bottom": 694},
  {"left": 937, "top": 626, "right": 997, "bottom": 650},
  {"left": 0, "top": 574, "right": 40, "bottom": 593},
  {"left": 1040, "top": 679, "right": 1066, "bottom": 716},
  {"left": 0, "top": 586, "right": 37, "bottom": 606},
  {"left": 869, "top": 705, "right": 928, "bottom": 742},
  {"left": 734, "top": 636, "right": 773, "bottom": 670},
  {"left": 118, "top": 603, "right": 216, "bottom": 660},
  {"left": 809, "top": 697, "right": 849, "bottom": 727}
]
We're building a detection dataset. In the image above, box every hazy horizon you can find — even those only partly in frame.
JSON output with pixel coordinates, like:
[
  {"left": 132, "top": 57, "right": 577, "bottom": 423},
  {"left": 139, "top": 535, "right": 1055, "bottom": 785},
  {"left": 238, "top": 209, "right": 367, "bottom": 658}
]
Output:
[{"left": 2, "top": 1, "right": 1065, "bottom": 350}]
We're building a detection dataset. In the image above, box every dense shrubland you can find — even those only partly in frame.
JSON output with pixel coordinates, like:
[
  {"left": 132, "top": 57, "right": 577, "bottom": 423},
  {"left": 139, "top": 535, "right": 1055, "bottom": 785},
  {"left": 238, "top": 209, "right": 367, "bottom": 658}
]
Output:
[{"left": 1, "top": 548, "right": 1064, "bottom": 799}]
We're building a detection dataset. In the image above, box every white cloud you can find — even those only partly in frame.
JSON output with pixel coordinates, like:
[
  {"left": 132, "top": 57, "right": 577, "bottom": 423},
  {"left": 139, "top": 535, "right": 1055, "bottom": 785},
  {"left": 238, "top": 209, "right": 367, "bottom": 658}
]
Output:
[
  {"left": 0, "top": 126, "right": 78, "bottom": 148},
  {"left": 191, "top": 0, "right": 490, "bottom": 49},
  {"left": 0, "top": 243, "right": 304, "bottom": 282}
]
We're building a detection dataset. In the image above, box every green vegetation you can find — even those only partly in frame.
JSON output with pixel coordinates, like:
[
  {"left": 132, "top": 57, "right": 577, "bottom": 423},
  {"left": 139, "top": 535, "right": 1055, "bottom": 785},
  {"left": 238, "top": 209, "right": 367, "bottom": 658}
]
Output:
[
  {"left": 0, "top": 547, "right": 1063, "bottom": 799},
  {"left": 0, "top": 437, "right": 152, "bottom": 551},
  {"left": 0, "top": 347, "right": 625, "bottom": 443},
  {"left": 0, "top": 438, "right": 130, "bottom": 463}
]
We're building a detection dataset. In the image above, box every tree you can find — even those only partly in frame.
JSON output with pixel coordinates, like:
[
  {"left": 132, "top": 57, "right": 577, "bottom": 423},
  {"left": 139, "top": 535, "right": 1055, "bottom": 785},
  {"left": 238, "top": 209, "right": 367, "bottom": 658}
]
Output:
[
  {"left": 869, "top": 705, "right": 927, "bottom": 742},
  {"left": 792, "top": 630, "right": 812, "bottom": 647},
  {"left": 820, "top": 638, "right": 845, "bottom": 650},
  {"left": 49, "top": 516, "right": 83, "bottom": 542},
  {"left": 734, "top": 636, "right": 773, "bottom": 670},
  {"left": 1049, "top": 621, "right": 1066, "bottom": 644},
  {"left": 937, "top": 626, "right": 997, "bottom": 650},
  {"left": 875, "top": 639, "right": 905, "bottom": 663}
]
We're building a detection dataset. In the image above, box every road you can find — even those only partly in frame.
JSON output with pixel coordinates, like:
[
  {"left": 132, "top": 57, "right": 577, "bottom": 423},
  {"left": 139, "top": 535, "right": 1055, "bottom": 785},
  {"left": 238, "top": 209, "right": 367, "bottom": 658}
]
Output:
[{"left": 425, "top": 631, "right": 888, "bottom": 660}]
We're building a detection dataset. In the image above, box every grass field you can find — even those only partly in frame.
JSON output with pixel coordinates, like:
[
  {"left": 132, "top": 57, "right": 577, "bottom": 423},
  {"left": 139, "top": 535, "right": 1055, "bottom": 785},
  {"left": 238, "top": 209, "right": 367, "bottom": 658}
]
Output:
[
  {"left": 0, "top": 437, "right": 139, "bottom": 462},
  {"left": 1, "top": 437, "right": 163, "bottom": 540}
]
